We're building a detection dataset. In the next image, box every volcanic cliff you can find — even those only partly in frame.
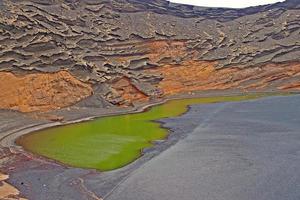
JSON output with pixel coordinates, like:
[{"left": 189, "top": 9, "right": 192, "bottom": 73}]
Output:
[{"left": 0, "top": 0, "right": 300, "bottom": 112}]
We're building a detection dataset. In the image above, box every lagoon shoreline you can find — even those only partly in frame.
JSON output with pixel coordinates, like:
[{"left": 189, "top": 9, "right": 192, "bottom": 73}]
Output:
[
  {"left": 0, "top": 90, "right": 291, "bottom": 148},
  {"left": 0, "top": 90, "right": 298, "bottom": 199}
]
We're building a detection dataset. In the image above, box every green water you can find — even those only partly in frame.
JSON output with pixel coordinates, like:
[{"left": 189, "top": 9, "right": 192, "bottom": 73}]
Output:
[{"left": 17, "top": 94, "right": 271, "bottom": 171}]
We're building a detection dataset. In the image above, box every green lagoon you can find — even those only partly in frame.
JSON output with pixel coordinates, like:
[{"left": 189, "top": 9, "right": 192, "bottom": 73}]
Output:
[{"left": 17, "top": 94, "right": 272, "bottom": 171}]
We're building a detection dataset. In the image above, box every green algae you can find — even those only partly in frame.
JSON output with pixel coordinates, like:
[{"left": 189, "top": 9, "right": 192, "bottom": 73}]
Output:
[{"left": 17, "top": 94, "right": 274, "bottom": 171}]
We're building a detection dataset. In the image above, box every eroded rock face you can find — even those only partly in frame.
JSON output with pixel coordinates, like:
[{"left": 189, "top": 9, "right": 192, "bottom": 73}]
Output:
[
  {"left": 0, "top": 71, "right": 92, "bottom": 112},
  {"left": 0, "top": 0, "right": 299, "bottom": 111},
  {"left": 110, "top": 77, "right": 149, "bottom": 106},
  {"left": 147, "top": 61, "right": 300, "bottom": 94}
]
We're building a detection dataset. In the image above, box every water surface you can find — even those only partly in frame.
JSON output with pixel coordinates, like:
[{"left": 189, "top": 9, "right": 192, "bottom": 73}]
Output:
[{"left": 18, "top": 94, "right": 270, "bottom": 171}]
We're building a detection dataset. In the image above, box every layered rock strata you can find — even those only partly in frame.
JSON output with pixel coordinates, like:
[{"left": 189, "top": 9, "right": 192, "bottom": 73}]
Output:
[{"left": 0, "top": 0, "right": 299, "bottom": 111}]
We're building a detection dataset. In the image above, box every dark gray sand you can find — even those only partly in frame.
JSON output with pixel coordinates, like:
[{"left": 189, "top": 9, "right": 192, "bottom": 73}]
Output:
[
  {"left": 106, "top": 95, "right": 300, "bottom": 200},
  {"left": 2, "top": 94, "right": 300, "bottom": 200}
]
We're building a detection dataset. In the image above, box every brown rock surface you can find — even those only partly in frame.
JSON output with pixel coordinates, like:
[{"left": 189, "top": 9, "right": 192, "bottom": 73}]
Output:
[
  {"left": 110, "top": 77, "right": 149, "bottom": 106},
  {"left": 147, "top": 61, "right": 300, "bottom": 95},
  {"left": 0, "top": 71, "right": 93, "bottom": 112},
  {"left": 278, "top": 82, "right": 300, "bottom": 90}
]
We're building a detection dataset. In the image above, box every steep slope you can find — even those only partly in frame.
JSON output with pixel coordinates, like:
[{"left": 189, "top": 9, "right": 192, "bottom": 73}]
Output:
[{"left": 0, "top": 0, "right": 299, "bottom": 112}]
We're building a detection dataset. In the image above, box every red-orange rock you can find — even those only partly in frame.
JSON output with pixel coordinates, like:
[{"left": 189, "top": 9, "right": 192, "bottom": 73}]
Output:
[
  {"left": 0, "top": 71, "right": 93, "bottom": 112},
  {"left": 147, "top": 61, "right": 300, "bottom": 95}
]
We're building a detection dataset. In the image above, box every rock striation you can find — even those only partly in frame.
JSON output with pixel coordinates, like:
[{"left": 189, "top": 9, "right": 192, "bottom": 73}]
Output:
[{"left": 0, "top": 0, "right": 299, "bottom": 111}]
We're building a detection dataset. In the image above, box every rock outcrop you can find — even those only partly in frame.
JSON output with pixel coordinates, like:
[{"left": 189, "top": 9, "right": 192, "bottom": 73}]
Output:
[
  {"left": 0, "top": 0, "right": 299, "bottom": 111},
  {"left": 148, "top": 61, "right": 300, "bottom": 94},
  {"left": 0, "top": 71, "right": 92, "bottom": 112}
]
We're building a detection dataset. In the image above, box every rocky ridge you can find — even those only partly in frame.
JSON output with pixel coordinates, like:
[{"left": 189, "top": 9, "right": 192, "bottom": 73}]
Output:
[{"left": 0, "top": 0, "right": 300, "bottom": 112}]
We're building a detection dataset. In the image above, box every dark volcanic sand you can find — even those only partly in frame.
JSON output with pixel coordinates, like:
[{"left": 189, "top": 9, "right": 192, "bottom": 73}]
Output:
[
  {"left": 2, "top": 94, "right": 300, "bottom": 199},
  {"left": 106, "top": 95, "right": 300, "bottom": 200}
]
